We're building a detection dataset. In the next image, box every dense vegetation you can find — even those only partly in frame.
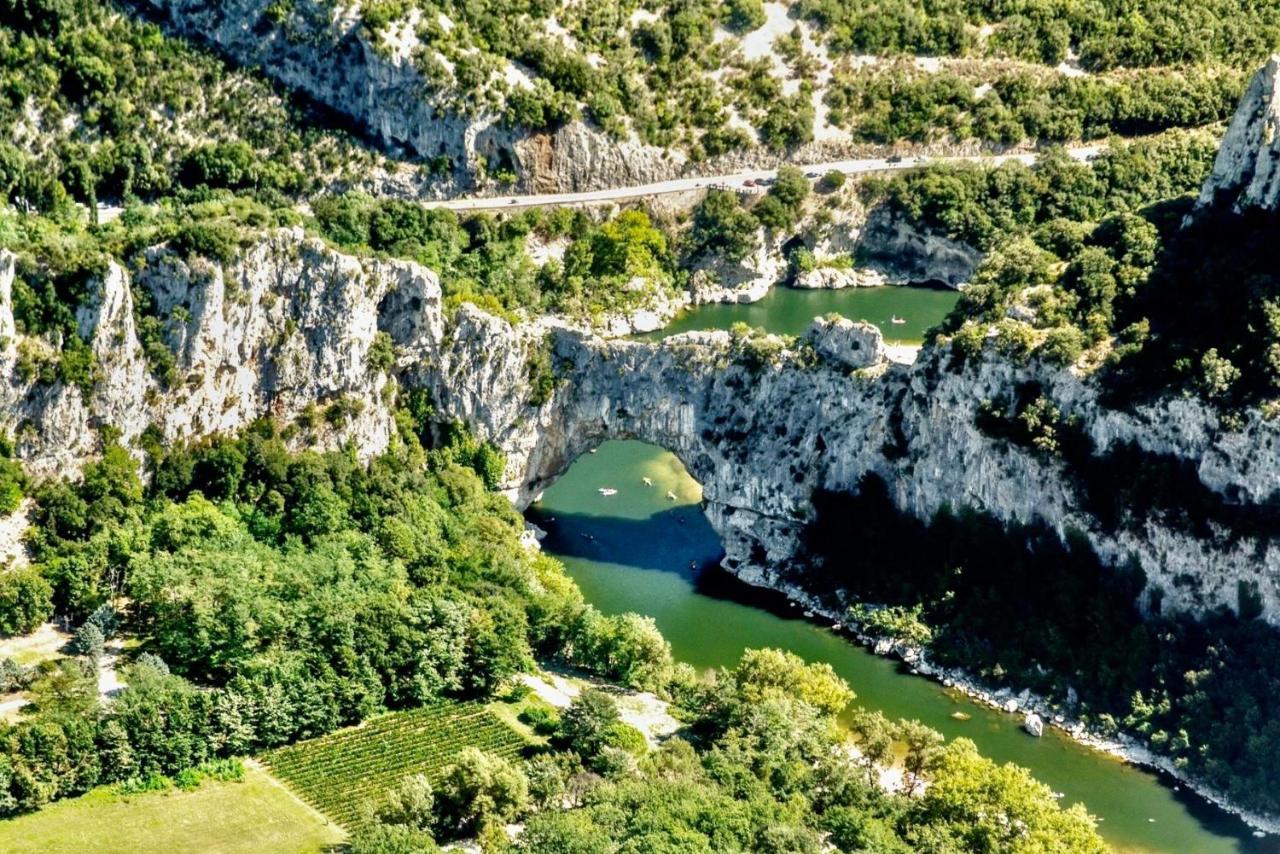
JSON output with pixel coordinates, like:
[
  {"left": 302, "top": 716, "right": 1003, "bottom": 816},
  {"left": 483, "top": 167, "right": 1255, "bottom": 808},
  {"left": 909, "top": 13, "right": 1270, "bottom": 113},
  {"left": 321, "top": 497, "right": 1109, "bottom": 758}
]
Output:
[
  {"left": 342, "top": 649, "right": 1105, "bottom": 851},
  {"left": 806, "top": 476, "right": 1280, "bottom": 816},
  {"left": 0, "top": 0, "right": 380, "bottom": 216},
  {"left": 0, "top": 412, "right": 1106, "bottom": 850},
  {"left": 825, "top": 62, "right": 1242, "bottom": 145},
  {"left": 0, "top": 413, "right": 675, "bottom": 816},
  {"left": 797, "top": 0, "right": 1280, "bottom": 69},
  {"left": 277, "top": 0, "right": 1248, "bottom": 159},
  {"left": 872, "top": 128, "right": 1280, "bottom": 409},
  {"left": 311, "top": 196, "right": 681, "bottom": 320}
]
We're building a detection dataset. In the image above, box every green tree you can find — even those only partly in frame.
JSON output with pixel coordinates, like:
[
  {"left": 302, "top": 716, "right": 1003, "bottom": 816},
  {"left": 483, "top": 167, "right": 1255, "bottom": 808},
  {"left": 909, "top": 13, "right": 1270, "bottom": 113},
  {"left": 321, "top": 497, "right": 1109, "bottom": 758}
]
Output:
[
  {"left": 688, "top": 190, "right": 759, "bottom": 262},
  {"left": 914, "top": 738, "right": 1106, "bottom": 852},
  {"left": 434, "top": 747, "right": 529, "bottom": 838},
  {"left": 379, "top": 773, "right": 436, "bottom": 832},
  {"left": 0, "top": 568, "right": 53, "bottom": 637},
  {"left": 556, "top": 688, "right": 621, "bottom": 758},
  {"left": 898, "top": 719, "right": 944, "bottom": 794}
]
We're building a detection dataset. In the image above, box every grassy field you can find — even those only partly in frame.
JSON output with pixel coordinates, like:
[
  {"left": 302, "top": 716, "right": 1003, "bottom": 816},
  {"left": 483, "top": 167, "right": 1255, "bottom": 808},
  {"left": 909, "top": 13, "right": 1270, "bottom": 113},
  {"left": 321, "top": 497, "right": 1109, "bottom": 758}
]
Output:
[
  {"left": 265, "top": 700, "right": 529, "bottom": 829},
  {"left": 0, "top": 763, "right": 343, "bottom": 853}
]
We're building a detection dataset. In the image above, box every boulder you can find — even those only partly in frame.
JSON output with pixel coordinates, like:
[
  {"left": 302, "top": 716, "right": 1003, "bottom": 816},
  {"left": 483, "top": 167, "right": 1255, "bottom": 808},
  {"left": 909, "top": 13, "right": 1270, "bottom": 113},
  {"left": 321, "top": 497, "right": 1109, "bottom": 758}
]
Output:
[
  {"left": 1024, "top": 713, "right": 1044, "bottom": 738},
  {"left": 794, "top": 266, "right": 888, "bottom": 290},
  {"left": 805, "top": 315, "right": 886, "bottom": 370}
]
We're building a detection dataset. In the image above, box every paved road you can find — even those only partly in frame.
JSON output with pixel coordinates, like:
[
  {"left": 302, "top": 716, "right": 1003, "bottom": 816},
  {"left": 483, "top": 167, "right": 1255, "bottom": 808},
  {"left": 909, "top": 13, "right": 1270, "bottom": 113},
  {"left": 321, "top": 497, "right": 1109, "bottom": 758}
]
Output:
[{"left": 423, "top": 146, "right": 1104, "bottom": 212}]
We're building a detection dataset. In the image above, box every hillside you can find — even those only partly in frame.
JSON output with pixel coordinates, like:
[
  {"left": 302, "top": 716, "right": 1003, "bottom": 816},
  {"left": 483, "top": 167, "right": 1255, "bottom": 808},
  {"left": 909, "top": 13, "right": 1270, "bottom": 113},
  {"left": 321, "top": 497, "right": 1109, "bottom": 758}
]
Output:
[{"left": 2, "top": 2, "right": 1280, "bottom": 851}]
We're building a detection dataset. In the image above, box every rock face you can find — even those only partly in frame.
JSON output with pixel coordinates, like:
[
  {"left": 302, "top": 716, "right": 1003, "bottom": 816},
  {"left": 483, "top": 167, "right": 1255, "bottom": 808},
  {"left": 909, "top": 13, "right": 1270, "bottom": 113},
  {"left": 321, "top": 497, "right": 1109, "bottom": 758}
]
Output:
[
  {"left": 5, "top": 227, "right": 1280, "bottom": 627},
  {"left": 856, "top": 207, "right": 982, "bottom": 288},
  {"left": 689, "top": 229, "right": 787, "bottom": 305},
  {"left": 0, "top": 229, "right": 446, "bottom": 474},
  {"left": 1196, "top": 55, "right": 1280, "bottom": 211},
  {"left": 794, "top": 266, "right": 888, "bottom": 290},
  {"left": 804, "top": 316, "right": 885, "bottom": 370},
  {"left": 133, "top": 0, "right": 685, "bottom": 195}
]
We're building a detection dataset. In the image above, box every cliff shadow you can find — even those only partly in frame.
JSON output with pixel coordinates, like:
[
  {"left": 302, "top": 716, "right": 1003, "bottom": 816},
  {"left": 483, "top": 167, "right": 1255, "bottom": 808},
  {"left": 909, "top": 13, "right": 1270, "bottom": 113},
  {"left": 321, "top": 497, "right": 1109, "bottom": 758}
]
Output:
[{"left": 527, "top": 503, "right": 724, "bottom": 579}]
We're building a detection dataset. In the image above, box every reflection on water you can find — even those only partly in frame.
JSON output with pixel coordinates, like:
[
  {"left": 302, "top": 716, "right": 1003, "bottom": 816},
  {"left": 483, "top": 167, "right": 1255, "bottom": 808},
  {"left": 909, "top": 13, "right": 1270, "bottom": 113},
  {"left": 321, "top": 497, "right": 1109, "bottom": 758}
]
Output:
[{"left": 528, "top": 440, "right": 1275, "bottom": 854}]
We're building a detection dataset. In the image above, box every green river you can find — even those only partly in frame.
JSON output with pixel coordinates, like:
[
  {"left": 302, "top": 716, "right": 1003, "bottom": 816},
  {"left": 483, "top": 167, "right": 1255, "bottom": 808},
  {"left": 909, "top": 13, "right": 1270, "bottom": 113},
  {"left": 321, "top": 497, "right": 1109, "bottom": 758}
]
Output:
[{"left": 527, "top": 286, "right": 1274, "bottom": 853}]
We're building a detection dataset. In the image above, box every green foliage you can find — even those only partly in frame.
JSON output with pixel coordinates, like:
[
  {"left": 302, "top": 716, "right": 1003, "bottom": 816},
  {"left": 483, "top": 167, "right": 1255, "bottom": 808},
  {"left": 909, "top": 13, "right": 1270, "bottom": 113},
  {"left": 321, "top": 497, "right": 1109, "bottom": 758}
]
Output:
[
  {"left": 0, "top": 456, "right": 26, "bottom": 516},
  {"left": 725, "top": 0, "right": 766, "bottom": 32},
  {"left": 348, "top": 824, "right": 442, "bottom": 854},
  {"left": 848, "top": 603, "right": 933, "bottom": 647},
  {"left": 826, "top": 62, "right": 1240, "bottom": 146},
  {"left": 728, "top": 323, "right": 790, "bottom": 374},
  {"left": 819, "top": 170, "right": 847, "bottom": 192},
  {"left": 975, "top": 383, "right": 1085, "bottom": 458},
  {"left": 70, "top": 621, "right": 103, "bottom": 661},
  {"left": 265, "top": 703, "right": 526, "bottom": 831},
  {"left": 798, "top": 0, "right": 1280, "bottom": 72},
  {"left": 368, "top": 331, "right": 397, "bottom": 373},
  {"left": 687, "top": 190, "right": 759, "bottom": 262},
  {"left": 0, "top": 567, "right": 53, "bottom": 637},
  {"left": 563, "top": 610, "right": 674, "bottom": 692},
  {"left": 313, "top": 197, "right": 678, "bottom": 321},
  {"left": 516, "top": 705, "right": 559, "bottom": 735},
  {"left": 915, "top": 739, "right": 1105, "bottom": 852},
  {"left": 554, "top": 688, "right": 620, "bottom": 759},
  {"left": 1104, "top": 205, "right": 1280, "bottom": 406},
  {"left": 433, "top": 746, "right": 529, "bottom": 838},
  {"left": 377, "top": 773, "right": 435, "bottom": 831}
]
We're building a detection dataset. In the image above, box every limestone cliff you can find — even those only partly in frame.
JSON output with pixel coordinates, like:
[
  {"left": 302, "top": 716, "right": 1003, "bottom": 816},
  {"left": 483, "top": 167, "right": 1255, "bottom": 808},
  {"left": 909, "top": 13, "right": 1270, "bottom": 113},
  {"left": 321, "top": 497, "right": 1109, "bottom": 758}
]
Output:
[
  {"left": 3, "top": 227, "right": 1277, "bottom": 625},
  {"left": 132, "top": 0, "right": 686, "bottom": 195},
  {"left": 1196, "top": 55, "right": 1280, "bottom": 211}
]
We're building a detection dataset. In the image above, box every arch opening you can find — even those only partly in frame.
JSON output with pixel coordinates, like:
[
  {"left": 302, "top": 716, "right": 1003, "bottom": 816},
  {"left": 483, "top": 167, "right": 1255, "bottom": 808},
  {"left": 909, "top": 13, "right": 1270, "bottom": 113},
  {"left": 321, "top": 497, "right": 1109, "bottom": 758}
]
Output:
[{"left": 524, "top": 439, "right": 725, "bottom": 581}]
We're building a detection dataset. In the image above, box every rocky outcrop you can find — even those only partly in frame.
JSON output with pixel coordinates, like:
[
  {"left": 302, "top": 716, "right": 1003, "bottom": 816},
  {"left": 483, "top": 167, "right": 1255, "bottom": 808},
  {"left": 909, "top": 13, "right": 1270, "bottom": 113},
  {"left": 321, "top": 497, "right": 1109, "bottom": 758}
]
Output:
[
  {"left": 132, "top": 0, "right": 685, "bottom": 195},
  {"left": 1196, "top": 55, "right": 1280, "bottom": 212},
  {"left": 0, "top": 229, "right": 436, "bottom": 473},
  {"left": 794, "top": 266, "right": 889, "bottom": 290},
  {"left": 856, "top": 207, "right": 982, "bottom": 288},
  {"left": 804, "top": 316, "right": 885, "bottom": 369},
  {"left": 689, "top": 228, "right": 787, "bottom": 305},
  {"left": 5, "top": 228, "right": 1279, "bottom": 626}
]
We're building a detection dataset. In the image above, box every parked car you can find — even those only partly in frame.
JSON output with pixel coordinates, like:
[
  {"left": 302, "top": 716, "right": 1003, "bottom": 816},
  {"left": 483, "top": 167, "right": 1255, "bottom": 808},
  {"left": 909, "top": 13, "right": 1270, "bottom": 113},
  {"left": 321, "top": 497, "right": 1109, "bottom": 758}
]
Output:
[
  {"left": 887, "top": 155, "right": 903, "bottom": 163},
  {"left": 743, "top": 179, "right": 756, "bottom": 187}
]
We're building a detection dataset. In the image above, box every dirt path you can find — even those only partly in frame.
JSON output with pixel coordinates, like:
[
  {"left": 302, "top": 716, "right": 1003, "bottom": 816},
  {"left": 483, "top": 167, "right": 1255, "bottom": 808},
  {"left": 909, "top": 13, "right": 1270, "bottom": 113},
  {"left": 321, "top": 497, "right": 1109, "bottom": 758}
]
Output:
[{"left": 518, "top": 670, "right": 682, "bottom": 747}]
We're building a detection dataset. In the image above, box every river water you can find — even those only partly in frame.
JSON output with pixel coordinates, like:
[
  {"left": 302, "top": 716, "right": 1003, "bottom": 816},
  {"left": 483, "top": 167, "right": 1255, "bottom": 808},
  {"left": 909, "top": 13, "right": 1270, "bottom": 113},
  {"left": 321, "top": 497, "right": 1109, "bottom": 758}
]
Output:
[
  {"left": 638, "top": 282, "right": 961, "bottom": 344},
  {"left": 527, "top": 286, "right": 1275, "bottom": 853}
]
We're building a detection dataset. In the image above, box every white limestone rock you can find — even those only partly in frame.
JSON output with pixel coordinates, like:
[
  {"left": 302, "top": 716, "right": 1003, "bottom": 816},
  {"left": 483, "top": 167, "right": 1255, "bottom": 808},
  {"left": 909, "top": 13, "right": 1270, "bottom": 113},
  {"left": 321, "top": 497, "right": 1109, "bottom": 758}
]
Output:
[
  {"left": 805, "top": 315, "right": 886, "bottom": 370},
  {"left": 1196, "top": 55, "right": 1280, "bottom": 212},
  {"left": 794, "top": 266, "right": 888, "bottom": 290}
]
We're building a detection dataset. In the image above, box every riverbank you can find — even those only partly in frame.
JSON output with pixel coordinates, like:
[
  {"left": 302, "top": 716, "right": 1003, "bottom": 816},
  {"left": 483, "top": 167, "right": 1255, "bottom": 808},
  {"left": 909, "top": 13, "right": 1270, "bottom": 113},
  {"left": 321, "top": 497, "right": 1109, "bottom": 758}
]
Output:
[
  {"left": 762, "top": 578, "right": 1280, "bottom": 839},
  {"left": 531, "top": 438, "right": 1269, "bottom": 850}
]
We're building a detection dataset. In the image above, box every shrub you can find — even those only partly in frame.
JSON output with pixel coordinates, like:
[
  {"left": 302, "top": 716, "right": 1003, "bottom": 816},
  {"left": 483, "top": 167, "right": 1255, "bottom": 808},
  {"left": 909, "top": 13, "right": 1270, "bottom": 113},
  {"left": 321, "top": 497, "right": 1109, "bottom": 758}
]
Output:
[
  {"left": 379, "top": 774, "right": 435, "bottom": 831},
  {"left": 517, "top": 705, "right": 560, "bottom": 735},
  {"left": 368, "top": 331, "right": 397, "bottom": 373},
  {"left": 556, "top": 688, "right": 620, "bottom": 758},
  {"left": 819, "top": 170, "right": 847, "bottom": 192},
  {"left": 602, "top": 721, "right": 647, "bottom": 756},
  {"left": 725, "top": 0, "right": 766, "bottom": 32}
]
